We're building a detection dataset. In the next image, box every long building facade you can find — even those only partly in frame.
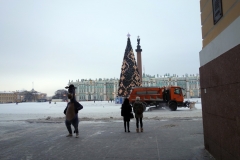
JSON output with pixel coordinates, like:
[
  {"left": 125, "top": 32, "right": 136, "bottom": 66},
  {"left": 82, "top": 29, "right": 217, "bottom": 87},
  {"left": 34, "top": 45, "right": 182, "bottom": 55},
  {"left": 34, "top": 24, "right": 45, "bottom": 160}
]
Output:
[
  {"left": 0, "top": 90, "right": 47, "bottom": 103},
  {"left": 69, "top": 73, "right": 200, "bottom": 101},
  {"left": 0, "top": 91, "right": 17, "bottom": 103}
]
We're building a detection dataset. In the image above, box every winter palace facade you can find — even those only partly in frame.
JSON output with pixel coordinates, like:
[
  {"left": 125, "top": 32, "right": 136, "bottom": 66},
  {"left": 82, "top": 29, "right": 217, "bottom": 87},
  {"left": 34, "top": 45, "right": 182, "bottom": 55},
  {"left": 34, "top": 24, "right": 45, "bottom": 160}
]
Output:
[{"left": 69, "top": 73, "right": 200, "bottom": 101}]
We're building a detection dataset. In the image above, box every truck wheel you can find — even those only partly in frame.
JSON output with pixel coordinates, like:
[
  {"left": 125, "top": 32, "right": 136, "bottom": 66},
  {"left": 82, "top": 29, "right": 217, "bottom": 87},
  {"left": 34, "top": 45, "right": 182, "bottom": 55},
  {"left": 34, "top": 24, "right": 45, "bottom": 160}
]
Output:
[{"left": 169, "top": 102, "right": 177, "bottom": 111}]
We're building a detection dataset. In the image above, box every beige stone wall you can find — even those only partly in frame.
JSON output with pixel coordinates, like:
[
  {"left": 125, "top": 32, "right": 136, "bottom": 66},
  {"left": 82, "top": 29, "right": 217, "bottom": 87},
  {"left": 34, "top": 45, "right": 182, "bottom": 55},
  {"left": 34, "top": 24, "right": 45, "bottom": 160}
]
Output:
[
  {"left": 0, "top": 92, "right": 17, "bottom": 103},
  {"left": 36, "top": 93, "right": 47, "bottom": 100},
  {"left": 0, "top": 92, "right": 48, "bottom": 103}
]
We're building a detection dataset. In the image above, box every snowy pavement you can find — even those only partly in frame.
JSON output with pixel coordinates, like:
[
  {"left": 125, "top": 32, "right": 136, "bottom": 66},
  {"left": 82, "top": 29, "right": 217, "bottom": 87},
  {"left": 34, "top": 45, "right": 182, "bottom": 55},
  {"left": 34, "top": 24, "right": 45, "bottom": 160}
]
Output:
[{"left": 0, "top": 98, "right": 214, "bottom": 160}]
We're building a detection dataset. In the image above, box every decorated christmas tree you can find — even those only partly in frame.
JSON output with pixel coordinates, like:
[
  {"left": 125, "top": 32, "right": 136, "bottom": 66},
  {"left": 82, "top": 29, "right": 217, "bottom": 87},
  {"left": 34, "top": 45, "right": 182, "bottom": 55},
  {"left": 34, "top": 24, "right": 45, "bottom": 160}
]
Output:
[{"left": 118, "top": 34, "right": 141, "bottom": 97}]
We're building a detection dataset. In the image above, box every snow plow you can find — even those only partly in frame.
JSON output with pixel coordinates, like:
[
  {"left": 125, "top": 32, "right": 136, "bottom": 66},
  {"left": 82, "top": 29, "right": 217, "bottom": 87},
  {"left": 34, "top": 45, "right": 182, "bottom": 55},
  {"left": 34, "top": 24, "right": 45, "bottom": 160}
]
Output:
[{"left": 128, "top": 86, "right": 190, "bottom": 111}]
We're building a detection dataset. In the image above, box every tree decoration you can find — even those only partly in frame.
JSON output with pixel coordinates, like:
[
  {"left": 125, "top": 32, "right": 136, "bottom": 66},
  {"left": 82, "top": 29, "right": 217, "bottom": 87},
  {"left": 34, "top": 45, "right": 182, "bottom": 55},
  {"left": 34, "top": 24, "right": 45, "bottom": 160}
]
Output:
[{"left": 118, "top": 34, "right": 141, "bottom": 97}]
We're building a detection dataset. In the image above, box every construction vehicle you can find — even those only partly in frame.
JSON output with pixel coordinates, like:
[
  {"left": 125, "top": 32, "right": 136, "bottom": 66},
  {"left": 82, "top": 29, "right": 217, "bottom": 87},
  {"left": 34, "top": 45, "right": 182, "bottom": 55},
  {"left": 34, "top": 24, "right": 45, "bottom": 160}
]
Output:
[{"left": 128, "top": 86, "right": 190, "bottom": 111}]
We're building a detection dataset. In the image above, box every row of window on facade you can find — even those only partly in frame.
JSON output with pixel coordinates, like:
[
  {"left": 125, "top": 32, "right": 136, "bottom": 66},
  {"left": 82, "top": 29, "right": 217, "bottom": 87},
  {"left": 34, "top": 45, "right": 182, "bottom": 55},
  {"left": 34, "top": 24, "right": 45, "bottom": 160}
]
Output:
[
  {"left": 0, "top": 97, "right": 15, "bottom": 100},
  {"left": 76, "top": 81, "right": 199, "bottom": 92}
]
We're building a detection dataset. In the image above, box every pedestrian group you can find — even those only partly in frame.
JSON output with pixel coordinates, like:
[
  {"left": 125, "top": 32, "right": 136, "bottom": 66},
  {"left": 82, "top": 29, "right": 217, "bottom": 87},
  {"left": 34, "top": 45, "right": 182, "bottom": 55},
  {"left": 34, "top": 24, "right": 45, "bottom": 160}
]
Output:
[
  {"left": 121, "top": 96, "right": 146, "bottom": 133},
  {"left": 63, "top": 84, "right": 146, "bottom": 138}
]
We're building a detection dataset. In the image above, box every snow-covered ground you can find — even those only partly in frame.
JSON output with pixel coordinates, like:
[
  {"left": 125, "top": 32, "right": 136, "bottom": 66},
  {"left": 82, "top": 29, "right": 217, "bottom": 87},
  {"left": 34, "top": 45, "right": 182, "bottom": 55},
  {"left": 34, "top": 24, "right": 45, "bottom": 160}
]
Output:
[{"left": 0, "top": 98, "right": 202, "bottom": 121}]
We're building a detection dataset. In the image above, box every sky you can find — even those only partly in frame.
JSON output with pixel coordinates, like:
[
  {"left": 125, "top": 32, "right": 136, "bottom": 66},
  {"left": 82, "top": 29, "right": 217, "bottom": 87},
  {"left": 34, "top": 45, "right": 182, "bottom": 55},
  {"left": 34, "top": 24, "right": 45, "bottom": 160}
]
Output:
[{"left": 0, "top": 0, "right": 202, "bottom": 96}]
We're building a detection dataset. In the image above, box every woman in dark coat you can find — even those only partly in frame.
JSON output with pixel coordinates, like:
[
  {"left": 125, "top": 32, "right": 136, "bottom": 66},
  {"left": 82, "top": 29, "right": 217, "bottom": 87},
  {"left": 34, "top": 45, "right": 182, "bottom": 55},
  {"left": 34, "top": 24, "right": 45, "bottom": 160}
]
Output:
[{"left": 121, "top": 98, "right": 132, "bottom": 132}]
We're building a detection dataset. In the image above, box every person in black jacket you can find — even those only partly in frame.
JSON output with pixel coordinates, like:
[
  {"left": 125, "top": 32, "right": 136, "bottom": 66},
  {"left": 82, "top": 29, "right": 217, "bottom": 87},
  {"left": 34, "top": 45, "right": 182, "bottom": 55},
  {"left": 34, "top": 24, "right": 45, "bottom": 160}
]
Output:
[
  {"left": 121, "top": 98, "right": 132, "bottom": 132},
  {"left": 64, "top": 84, "right": 83, "bottom": 138}
]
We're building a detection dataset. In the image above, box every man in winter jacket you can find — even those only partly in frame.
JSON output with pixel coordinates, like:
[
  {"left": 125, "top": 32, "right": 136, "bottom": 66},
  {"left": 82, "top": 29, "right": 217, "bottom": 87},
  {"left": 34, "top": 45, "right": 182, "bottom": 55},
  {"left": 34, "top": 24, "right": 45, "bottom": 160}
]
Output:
[
  {"left": 64, "top": 84, "right": 83, "bottom": 138},
  {"left": 133, "top": 97, "right": 146, "bottom": 133}
]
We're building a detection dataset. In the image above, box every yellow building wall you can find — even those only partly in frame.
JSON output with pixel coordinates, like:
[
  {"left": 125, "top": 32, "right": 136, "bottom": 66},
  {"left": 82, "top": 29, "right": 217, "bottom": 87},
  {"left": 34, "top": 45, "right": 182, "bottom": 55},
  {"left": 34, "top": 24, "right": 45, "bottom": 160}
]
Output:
[
  {"left": 0, "top": 93, "right": 16, "bottom": 103},
  {"left": 200, "top": 0, "right": 240, "bottom": 48}
]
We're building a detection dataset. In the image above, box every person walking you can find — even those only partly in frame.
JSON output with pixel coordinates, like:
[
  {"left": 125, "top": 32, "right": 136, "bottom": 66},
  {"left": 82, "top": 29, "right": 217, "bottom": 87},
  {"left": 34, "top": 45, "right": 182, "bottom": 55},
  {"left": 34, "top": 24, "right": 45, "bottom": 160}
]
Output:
[
  {"left": 133, "top": 97, "right": 146, "bottom": 133},
  {"left": 64, "top": 84, "right": 83, "bottom": 138},
  {"left": 121, "top": 98, "right": 133, "bottom": 132}
]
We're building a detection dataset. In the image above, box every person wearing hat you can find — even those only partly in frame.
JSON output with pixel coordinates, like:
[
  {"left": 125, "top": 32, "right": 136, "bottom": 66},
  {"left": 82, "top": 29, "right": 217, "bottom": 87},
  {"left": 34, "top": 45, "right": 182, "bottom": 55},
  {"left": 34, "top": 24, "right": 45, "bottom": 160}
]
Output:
[
  {"left": 133, "top": 96, "right": 146, "bottom": 133},
  {"left": 64, "top": 84, "right": 83, "bottom": 138}
]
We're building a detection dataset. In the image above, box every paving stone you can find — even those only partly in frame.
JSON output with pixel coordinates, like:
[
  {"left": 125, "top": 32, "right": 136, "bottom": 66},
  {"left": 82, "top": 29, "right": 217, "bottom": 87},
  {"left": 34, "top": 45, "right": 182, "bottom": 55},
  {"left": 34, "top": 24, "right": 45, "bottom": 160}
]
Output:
[{"left": 0, "top": 119, "right": 214, "bottom": 160}]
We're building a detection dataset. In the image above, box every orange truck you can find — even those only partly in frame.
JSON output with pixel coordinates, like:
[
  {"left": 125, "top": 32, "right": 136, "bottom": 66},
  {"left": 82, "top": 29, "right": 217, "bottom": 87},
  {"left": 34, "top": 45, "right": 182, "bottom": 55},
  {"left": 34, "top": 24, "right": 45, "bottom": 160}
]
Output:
[{"left": 128, "top": 86, "right": 189, "bottom": 111}]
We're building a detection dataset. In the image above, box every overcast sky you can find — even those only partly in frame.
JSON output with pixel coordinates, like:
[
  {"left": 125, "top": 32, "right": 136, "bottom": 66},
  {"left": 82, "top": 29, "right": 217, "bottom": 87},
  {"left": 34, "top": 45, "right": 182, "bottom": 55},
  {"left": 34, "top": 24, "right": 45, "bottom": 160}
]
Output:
[{"left": 0, "top": 0, "right": 202, "bottom": 96}]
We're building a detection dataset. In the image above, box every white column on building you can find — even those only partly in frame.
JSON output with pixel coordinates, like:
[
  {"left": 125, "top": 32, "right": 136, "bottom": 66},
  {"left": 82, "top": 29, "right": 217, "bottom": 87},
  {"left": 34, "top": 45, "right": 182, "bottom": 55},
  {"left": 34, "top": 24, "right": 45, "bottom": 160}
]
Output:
[
  {"left": 113, "top": 82, "right": 116, "bottom": 95},
  {"left": 90, "top": 83, "right": 93, "bottom": 100},
  {"left": 186, "top": 78, "right": 190, "bottom": 99},
  {"left": 88, "top": 83, "right": 91, "bottom": 94},
  {"left": 196, "top": 77, "right": 200, "bottom": 97},
  {"left": 163, "top": 77, "right": 166, "bottom": 87},
  {"left": 174, "top": 77, "right": 177, "bottom": 86},
  {"left": 92, "top": 82, "right": 94, "bottom": 93},
  {"left": 103, "top": 82, "right": 106, "bottom": 100},
  {"left": 90, "top": 82, "right": 93, "bottom": 100},
  {"left": 85, "top": 83, "right": 88, "bottom": 100},
  {"left": 93, "top": 82, "right": 96, "bottom": 101},
  {"left": 88, "top": 83, "right": 91, "bottom": 100},
  {"left": 113, "top": 82, "right": 117, "bottom": 99},
  {"left": 153, "top": 80, "right": 156, "bottom": 86},
  {"left": 77, "top": 85, "right": 80, "bottom": 101}
]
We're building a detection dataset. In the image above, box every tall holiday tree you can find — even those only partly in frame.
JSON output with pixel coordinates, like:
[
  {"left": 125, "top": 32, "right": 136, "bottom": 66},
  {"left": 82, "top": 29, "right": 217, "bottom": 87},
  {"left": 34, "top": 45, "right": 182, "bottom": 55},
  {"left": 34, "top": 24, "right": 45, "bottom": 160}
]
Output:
[{"left": 118, "top": 34, "right": 141, "bottom": 97}]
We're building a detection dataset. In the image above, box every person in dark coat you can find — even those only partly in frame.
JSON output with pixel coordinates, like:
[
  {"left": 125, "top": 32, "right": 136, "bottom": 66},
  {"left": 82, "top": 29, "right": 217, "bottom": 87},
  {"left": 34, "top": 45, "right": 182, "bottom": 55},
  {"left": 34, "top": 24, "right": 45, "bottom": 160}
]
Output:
[
  {"left": 121, "top": 98, "right": 132, "bottom": 132},
  {"left": 63, "top": 84, "right": 83, "bottom": 138},
  {"left": 133, "top": 96, "right": 146, "bottom": 133}
]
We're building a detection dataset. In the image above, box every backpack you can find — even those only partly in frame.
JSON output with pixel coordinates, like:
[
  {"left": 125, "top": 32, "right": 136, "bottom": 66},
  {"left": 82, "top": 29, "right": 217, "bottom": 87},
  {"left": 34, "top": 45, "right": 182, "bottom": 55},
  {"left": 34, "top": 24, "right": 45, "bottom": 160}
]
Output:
[{"left": 135, "top": 102, "right": 143, "bottom": 114}]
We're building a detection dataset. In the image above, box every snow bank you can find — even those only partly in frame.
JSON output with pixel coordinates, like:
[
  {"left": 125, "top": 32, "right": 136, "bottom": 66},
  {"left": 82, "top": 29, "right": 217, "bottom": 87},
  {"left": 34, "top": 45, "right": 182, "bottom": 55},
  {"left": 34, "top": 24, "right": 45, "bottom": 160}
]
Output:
[{"left": 0, "top": 98, "right": 202, "bottom": 121}]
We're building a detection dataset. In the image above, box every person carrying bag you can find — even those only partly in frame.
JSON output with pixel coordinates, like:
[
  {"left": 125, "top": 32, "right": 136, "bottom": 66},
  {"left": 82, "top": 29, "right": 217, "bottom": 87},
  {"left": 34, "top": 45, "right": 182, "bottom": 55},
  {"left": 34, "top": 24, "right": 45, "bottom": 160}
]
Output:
[{"left": 121, "top": 98, "right": 133, "bottom": 132}]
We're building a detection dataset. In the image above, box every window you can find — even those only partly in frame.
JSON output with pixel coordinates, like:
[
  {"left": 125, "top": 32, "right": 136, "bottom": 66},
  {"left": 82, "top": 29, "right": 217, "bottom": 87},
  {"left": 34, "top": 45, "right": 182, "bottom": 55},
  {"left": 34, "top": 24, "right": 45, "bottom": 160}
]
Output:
[
  {"left": 212, "top": 0, "right": 223, "bottom": 24},
  {"left": 174, "top": 88, "right": 181, "bottom": 95}
]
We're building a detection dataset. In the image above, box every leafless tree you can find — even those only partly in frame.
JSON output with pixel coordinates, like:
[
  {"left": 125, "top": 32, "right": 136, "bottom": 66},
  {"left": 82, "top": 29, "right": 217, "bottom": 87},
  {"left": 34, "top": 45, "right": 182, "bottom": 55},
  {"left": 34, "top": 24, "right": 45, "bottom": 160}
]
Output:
[
  {"left": 52, "top": 89, "right": 68, "bottom": 101},
  {"left": 24, "top": 91, "right": 35, "bottom": 102}
]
